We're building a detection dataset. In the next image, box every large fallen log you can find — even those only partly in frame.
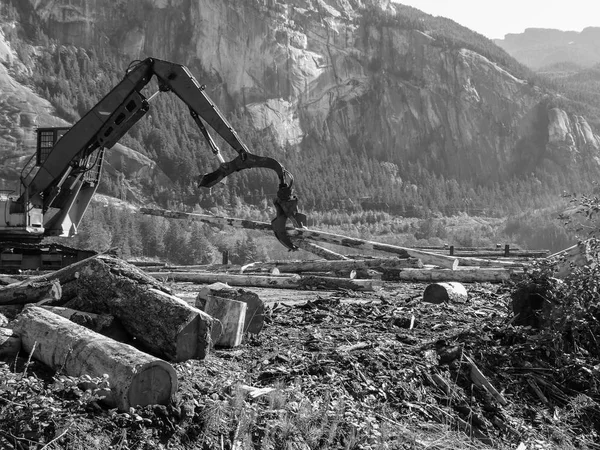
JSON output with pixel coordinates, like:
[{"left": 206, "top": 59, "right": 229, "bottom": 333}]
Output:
[
  {"left": 24, "top": 255, "right": 213, "bottom": 362},
  {"left": 382, "top": 267, "right": 519, "bottom": 283},
  {"left": 0, "top": 279, "right": 62, "bottom": 305},
  {"left": 149, "top": 271, "right": 380, "bottom": 291},
  {"left": 0, "top": 327, "right": 20, "bottom": 357},
  {"left": 13, "top": 306, "right": 177, "bottom": 411},
  {"left": 240, "top": 257, "right": 423, "bottom": 274}
]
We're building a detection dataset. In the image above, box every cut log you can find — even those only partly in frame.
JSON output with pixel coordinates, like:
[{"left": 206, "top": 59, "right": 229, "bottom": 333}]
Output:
[
  {"left": 149, "top": 271, "right": 380, "bottom": 291},
  {"left": 196, "top": 282, "right": 265, "bottom": 334},
  {"left": 0, "top": 327, "right": 20, "bottom": 358},
  {"left": 202, "top": 297, "right": 247, "bottom": 348},
  {"left": 423, "top": 282, "right": 468, "bottom": 304},
  {"left": 0, "top": 279, "right": 61, "bottom": 305},
  {"left": 291, "top": 240, "right": 349, "bottom": 260},
  {"left": 240, "top": 257, "right": 423, "bottom": 274},
  {"left": 13, "top": 306, "right": 177, "bottom": 411},
  {"left": 382, "top": 267, "right": 517, "bottom": 283},
  {"left": 27, "top": 255, "right": 212, "bottom": 361}
]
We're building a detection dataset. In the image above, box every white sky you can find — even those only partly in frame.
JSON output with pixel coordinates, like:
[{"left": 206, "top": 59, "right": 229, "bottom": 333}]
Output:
[{"left": 392, "top": 0, "right": 598, "bottom": 39}]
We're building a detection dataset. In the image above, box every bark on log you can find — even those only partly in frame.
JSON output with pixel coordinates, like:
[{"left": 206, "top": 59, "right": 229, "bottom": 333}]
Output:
[
  {"left": 423, "top": 282, "right": 468, "bottom": 304},
  {"left": 28, "top": 255, "right": 212, "bottom": 361},
  {"left": 382, "top": 268, "right": 518, "bottom": 283},
  {"left": 149, "top": 271, "right": 380, "bottom": 291},
  {"left": 240, "top": 257, "right": 423, "bottom": 274},
  {"left": 13, "top": 306, "right": 177, "bottom": 411},
  {"left": 41, "top": 306, "right": 131, "bottom": 343},
  {"left": 0, "top": 327, "right": 20, "bottom": 358},
  {"left": 0, "top": 279, "right": 61, "bottom": 305}
]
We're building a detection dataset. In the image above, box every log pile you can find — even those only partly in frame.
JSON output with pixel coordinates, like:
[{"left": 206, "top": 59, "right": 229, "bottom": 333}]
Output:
[{"left": 0, "top": 255, "right": 216, "bottom": 410}]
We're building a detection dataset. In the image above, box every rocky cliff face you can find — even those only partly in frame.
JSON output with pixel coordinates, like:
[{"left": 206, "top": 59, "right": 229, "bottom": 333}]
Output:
[{"left": 4, "top": 0, "right": 600, "bottom": 192}]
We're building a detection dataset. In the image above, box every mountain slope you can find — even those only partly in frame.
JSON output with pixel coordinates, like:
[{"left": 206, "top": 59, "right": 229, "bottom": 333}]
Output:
[{"left": 1, "top": 0, "right": 599, "bottom": 215}]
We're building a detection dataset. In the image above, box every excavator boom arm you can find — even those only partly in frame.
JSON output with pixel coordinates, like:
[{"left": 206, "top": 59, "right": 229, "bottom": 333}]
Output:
[{"left": 18, "top": 57, "right": 304, "bottom": 249}]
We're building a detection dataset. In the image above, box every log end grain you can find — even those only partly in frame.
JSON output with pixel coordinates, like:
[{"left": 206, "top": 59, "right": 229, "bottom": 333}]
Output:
[
  {"left": 423, "top": 282, "right": 468, "bottom": 304},
  {"left": 129, "top": 361, "right": 178, "bottom": 408}
]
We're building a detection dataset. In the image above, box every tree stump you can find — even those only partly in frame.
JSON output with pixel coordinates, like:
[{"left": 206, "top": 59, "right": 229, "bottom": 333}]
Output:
[
  {"left": 13, "top": 306, "right": 177, "bottom": 411},
  {"left": 197, "top": 282, "right": 265, "bottom": 334}
]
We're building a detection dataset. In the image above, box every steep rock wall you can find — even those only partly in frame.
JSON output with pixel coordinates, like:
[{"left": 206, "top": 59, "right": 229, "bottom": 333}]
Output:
[{"left": 18, "top": 0, "right": 600, "bottom": 184}]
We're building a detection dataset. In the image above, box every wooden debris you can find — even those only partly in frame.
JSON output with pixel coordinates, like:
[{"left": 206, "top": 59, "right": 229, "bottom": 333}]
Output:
[
  {"left": 13, "top": 306, "right": 178, "bottom": 411},
  {"left": 464, "top": 354, "right": 508, "bottom": 406},
  {"left": 149, "top": 271, "right": 380, "bottom": 291},
  {"left": 0, "top": 278, "right": 61, "bottom": 305},
  {"left": 0, "top": 327, "right": 20, "bottom": 357},
  {"left": 422, "top": 282, "right": 468, "bottom": 304}
]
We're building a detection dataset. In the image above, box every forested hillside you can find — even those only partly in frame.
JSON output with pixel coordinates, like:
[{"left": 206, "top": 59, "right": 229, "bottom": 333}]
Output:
[{"left": 0, "top": 1, "right": 598, "bottom": 260}]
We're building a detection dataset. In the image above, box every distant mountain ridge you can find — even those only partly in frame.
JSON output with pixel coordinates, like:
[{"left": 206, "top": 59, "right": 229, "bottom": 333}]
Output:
[{"left": 495, "top": 27, "right": 600, "bottom": 70}]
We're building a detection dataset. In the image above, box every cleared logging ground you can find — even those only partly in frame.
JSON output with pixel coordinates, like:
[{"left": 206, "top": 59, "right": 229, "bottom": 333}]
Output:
[{"left": 1, "top": 277, "right": 598, "bottom": 449}]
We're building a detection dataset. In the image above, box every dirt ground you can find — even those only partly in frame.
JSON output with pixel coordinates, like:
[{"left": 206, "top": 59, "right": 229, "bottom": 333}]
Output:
[{"left": 1, "top": 280, "right": 599, "bottom": 449}]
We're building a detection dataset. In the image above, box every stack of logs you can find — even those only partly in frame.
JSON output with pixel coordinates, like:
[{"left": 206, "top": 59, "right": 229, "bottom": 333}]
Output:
[{"left": 0, "top": 255, "right": 215, "bottom": 411}]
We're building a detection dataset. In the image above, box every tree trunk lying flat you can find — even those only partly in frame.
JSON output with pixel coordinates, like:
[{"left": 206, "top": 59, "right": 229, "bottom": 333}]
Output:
[
  {"left": 423, "top": 282, "right": 468, "bottom": 304},
  {"left": 149, "top": 271, "right": 380, "bottom": 291},
  {"left": 140, "top": 208, "right": 459, "bottom": 268},
  {"left": 292, "top": 240, "right": 349, "bottom": 260},
  {"left": 382, "top": 268, "right": 518, "bottom": 283},
  {"left": 0, "top": 327, "right": 20, "bottom": 358},
  {"left": 29, "top": 255, "right": 213, "bottom": 361},
  {"left": 13, "top": 306, "right": 177, "bottom": 411},
  {"left": 240, "top": 257, "right": 423, "bottom": 274},
  {"left": 0, "top": 279, "right": 62, "bottom": 305}
]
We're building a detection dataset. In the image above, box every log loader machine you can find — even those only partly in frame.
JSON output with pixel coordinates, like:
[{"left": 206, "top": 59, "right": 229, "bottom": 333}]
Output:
[{"left": 0, "top": 57, "right": 306, "bottom": 272}]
